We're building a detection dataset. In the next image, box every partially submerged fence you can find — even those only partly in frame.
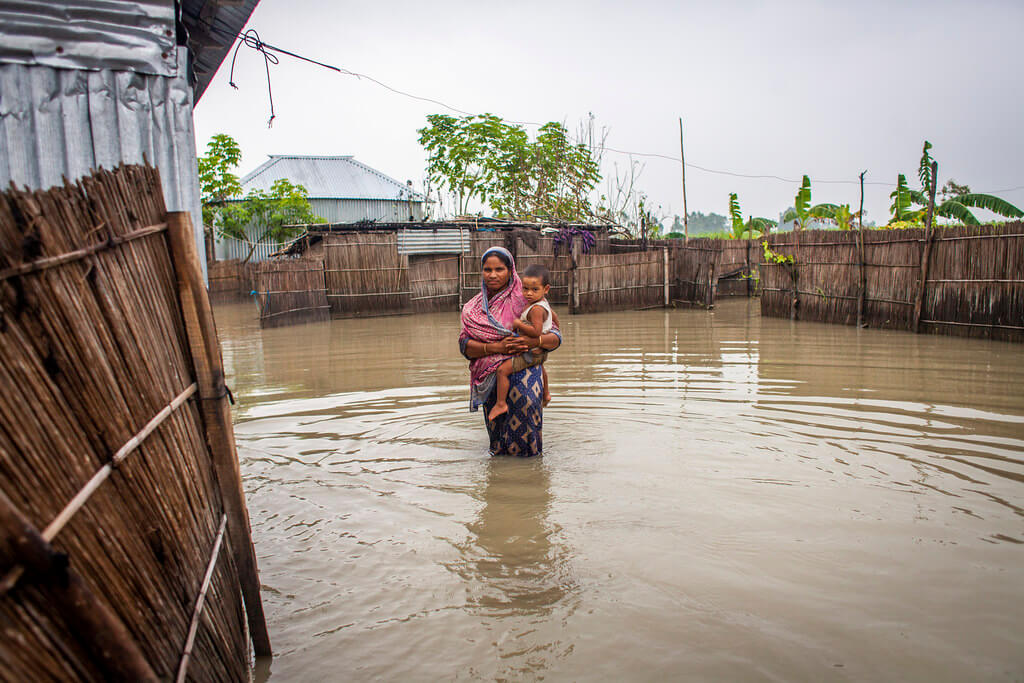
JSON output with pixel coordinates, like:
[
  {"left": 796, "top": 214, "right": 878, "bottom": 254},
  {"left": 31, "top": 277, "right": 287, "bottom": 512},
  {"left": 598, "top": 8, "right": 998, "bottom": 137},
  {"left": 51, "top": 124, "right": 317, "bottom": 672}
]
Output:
[
  {"left": 208, "top": 258, "right": 256, "bottom": 303},
  {"left": 0, "top": 165, "right": 269, "bottom": 680},
  {"left": 252, "top": 222, "right": 1022, "bottom": 343},
  {"left": 255, "top": 258, "right": 329, "bottom": 327},
  {"left": 759, "top": 223, "right": 1024, "bottom": 342}
]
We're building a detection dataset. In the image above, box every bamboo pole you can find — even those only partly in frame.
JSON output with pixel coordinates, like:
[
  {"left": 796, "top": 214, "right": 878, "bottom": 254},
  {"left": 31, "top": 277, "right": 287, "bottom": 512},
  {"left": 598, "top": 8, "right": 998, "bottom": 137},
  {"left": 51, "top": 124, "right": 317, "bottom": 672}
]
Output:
[
  {"left": 857, "top": 171, "right": 867, "bottom": 328},
  {"left": 679, "top": 117, "right": 688, "bottom": 241},
  {"left": 570, "top": 237, "right": 580, "bottom": 314},
  {"left": 663, "top": 247, "right": 670, "bottom": 307},
  {"left": 913, "top": 161, "right": 939, "bottom": 333},
  {"left": 0, "top": 489, "right": 159, "bottom": 683},
  {"left": 166, "top": 212, "right": 272, "bottom": 657}
]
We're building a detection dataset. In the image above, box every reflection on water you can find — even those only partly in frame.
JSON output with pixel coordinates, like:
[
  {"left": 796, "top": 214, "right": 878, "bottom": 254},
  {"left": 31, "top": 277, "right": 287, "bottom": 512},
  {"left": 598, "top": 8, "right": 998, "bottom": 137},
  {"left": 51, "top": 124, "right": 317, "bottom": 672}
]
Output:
[{"left": 215, "top": 299, "right": 1024, "bottom": 680}]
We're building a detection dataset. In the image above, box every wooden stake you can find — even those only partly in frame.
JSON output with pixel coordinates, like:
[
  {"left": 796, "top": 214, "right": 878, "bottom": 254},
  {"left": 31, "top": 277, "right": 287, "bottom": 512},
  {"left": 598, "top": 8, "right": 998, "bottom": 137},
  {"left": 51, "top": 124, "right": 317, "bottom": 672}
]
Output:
[
  {"left": 663, "top": 247, "right": 670, "bottom": 307},
  {"left": 913, "top": 161, "right": 939, "bottom": 333},
  {"left": 856, "top": 171, "right": 867, "bottom": 328},
  {"left": 570, "top": 237, "right": 580, "bottom": 314},
  {"left": 0, "top": 489, "right": 159, "bottom": 682},
  {"left": 166, "top": 212, "right": 272, "bottom": 657},
  {"left": 679, "top": 118, "right": 688, "bottom": 241}
]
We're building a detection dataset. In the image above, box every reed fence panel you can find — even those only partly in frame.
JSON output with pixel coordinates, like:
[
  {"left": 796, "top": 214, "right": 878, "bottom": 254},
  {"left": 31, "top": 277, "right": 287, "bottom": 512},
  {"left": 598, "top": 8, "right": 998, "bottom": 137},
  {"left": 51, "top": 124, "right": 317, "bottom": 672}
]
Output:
[
  {"left": 0, "top": 166, "right": 261, "bottom": 679},
  {"left": 574, "top": 250, "right": 666, "bottom": 313},
  {"left": 256, "top": 258, "right": 330, "bottom": 328},
  {"left": 208, "top": 258, "right": 256, "bottom": 303},
  {"left": 324, "top": 232, "right": 411, "bottom": 316},
  {"left": 759, "top": 224, "right": 1024, "bottom": 341},
  {"left": 409, "top": 254, "right": 460, "bottom": 312}
]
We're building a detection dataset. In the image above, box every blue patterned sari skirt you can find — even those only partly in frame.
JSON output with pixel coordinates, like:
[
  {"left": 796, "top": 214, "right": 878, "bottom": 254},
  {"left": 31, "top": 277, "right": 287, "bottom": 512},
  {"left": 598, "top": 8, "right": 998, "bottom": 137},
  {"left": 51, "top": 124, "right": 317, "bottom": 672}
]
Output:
[{"left": 483, "top": 365, "right": 544, "bottom": 457}]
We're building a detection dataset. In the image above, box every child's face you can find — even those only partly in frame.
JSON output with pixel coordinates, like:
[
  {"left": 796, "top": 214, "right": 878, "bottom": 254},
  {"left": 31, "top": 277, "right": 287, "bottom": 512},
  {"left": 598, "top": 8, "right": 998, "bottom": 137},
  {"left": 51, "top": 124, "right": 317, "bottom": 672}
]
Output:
[{"left": 521, "top": 276, "right": 549, "bottom": 303}]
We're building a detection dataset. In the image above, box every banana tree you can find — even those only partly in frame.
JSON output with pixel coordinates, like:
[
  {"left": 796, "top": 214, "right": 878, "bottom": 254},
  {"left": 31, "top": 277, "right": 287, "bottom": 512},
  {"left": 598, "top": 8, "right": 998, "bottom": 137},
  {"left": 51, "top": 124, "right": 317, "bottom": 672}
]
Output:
[
  {"left": 888, "top": 141, "right": 1023, "bottom": 225},
  {"left": 729, "top": 193, "right": 777, "bottom": 239},
  {"left": 781, "top": 175, "right": 839, "bottom": 230}
]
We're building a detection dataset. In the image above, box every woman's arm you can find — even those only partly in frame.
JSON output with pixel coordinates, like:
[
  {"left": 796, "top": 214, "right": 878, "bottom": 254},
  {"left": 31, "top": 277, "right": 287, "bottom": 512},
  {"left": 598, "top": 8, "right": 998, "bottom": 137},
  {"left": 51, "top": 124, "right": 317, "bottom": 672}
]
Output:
[{"left": 462, "top": 336, "right": 529, "bottom": 359}]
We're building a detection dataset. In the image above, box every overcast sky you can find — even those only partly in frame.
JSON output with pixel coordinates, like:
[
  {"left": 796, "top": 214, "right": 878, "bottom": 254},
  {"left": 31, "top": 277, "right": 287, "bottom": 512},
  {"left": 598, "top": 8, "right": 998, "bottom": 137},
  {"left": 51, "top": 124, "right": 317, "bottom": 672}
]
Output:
[{"left": 194, "top": 0, "right": 1024, "bottom": 226}]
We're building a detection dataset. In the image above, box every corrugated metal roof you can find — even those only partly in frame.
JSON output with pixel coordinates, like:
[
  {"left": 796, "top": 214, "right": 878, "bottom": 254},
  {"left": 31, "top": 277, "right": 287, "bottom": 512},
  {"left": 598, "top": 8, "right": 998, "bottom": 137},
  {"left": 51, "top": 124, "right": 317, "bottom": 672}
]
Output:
[
  {"left": 0, "top": 0, "right": 176, "bottom": 76},
  {"left": 240, "top": 155, "right": 427, "bottom": 202}
]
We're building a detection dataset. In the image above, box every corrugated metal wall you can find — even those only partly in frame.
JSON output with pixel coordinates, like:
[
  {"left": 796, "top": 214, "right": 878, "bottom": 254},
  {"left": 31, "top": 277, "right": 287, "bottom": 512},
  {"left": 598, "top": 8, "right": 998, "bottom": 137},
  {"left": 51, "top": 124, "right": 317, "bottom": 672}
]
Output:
[
  {"left": 310, "top": 198, "right": 426, "bottom": 223},
  {"left": 0, "top": 47, "right": 206, "bottom": 273},
  {"left": 397, "top": 228, "right": 470, "bottom": 255}
]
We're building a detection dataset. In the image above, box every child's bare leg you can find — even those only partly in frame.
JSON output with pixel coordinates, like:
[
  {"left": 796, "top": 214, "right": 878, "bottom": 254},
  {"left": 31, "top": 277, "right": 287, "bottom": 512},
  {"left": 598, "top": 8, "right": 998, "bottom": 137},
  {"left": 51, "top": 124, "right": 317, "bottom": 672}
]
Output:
[
  {"left": 488, "top": 359, "right": 515, "bottom": 421},
  {"left": 542, "top": 365, "right": 551, "bottom": 406}
]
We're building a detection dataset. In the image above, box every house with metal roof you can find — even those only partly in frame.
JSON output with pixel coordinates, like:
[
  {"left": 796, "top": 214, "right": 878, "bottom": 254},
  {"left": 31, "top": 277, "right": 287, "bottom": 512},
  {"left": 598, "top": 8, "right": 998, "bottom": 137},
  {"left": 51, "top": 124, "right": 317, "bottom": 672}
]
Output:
[{"left": 214, "top": 155, "right": 428, "bottom": 261}]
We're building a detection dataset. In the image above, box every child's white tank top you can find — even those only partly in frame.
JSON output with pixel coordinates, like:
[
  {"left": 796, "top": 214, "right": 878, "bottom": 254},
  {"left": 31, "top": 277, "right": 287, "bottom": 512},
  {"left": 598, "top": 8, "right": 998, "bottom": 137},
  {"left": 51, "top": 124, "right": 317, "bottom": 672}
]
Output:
[{"left": 521, "top": 300, "right": 552, "bottom": 333}]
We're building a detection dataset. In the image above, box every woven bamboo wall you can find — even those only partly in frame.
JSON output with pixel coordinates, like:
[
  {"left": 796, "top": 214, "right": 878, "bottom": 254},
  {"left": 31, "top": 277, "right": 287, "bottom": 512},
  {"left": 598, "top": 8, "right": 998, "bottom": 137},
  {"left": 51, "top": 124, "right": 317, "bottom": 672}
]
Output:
[
  {"left": 256, "top": 258, "right": 329, "bottom": 328},
  {"left": 0, "top": 167, "right": 255, "bottom": 680},
  {"left": 409, "top": 254, "right": 460, "bottom": 312},
  {"left": 759, "top": 224, "right": 1024, "bottom": 342},
  {"left": 574, "top": 249, "right": 666, "bottom": 313},
  {"left": 324, "top": 232, "right": 411, "bottom": 316},
  {"left": 208, "top": 259, "right": 256, "bottom": 303}
]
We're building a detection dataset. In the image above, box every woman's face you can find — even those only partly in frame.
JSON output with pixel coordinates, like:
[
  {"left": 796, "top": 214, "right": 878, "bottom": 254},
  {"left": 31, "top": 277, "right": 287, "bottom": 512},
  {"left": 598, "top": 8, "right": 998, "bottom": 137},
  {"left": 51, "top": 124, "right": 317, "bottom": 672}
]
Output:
[{"left": 482, "top": 255, "right": 511, "bottom": 294}]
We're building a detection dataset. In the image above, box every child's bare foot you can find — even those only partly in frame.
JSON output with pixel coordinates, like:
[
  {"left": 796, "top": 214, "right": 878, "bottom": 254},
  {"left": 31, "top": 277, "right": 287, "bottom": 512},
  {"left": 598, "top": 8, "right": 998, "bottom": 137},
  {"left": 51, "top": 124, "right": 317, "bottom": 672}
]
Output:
[
  {"left": 488, "top": 402, "right": 509, "bottom": 421},
  {"left": 543, "top": 392, "right": 552, "bottom": 407}
]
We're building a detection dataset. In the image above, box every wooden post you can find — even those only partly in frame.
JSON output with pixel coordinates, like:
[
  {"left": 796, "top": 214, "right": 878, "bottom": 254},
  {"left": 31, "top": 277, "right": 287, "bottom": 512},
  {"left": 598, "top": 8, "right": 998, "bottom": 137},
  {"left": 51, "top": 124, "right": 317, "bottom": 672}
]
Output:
[
  {"left": 705, "top": 260, "right": 716, "bottom": 309},
  {"left": 912, "top": 161, "right": 939, "bottom": 333},
  {"left": 663, "top": 247, "right": 670, "bottom": 307},
  {"left": 457, "top": 228, "right": 465, "bottom": 308},
  {"left": 570, "top": 237, "right": 580, "bottom": 314},
  {"left": 166, "top": 212, "right": 272, "bottom": 657},
  {"left": 679, "top": 117, "right": 688, "bottom": 241},
  {"left": 856, "top": 171, "right": 867, "bottom": 328},
  {"left": 0, "top": 490, "right": 159, "bottom": 682}
]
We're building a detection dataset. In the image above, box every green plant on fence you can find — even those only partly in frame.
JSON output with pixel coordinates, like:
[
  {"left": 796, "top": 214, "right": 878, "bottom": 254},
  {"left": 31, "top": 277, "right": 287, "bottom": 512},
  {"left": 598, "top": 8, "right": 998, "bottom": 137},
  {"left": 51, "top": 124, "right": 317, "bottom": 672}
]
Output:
[
  {"left": 762, "top": 240, "right": 795, "bottom": 265},
  {"left": 781, "top": 176, "right": 840, "bottom": 230},
  {"left": 728, "top": 193, "right": 777, "bottom": 239},
  {"left": 888, "top": 141, "right": 1023, "bottom": 225}
]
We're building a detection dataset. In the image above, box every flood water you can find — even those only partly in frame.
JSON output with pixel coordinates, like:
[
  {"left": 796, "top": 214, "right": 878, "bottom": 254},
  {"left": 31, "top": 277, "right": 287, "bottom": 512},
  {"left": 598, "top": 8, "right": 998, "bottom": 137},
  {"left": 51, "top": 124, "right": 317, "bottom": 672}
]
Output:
[{"left": 213, "top": 299, "right": 1024, "bottom": 681}]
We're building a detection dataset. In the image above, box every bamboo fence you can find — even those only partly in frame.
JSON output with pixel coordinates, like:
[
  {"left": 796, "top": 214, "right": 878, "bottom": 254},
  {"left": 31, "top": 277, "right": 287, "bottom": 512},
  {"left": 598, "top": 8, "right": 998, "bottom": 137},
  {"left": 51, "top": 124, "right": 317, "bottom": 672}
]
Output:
[
  {"left": 208, "top": 259, "right": 256, "bottom": 303},
  {"left": 323, "top": 232, "right": 411, "bottom": 316},
  {"left": 759, "top": 223, "right": 1024, "bottom": 342},
  {"left": 255, "top": 258, "right": 329, "bottom": 328},
  {"left": 0, "top": 165, "right": 269, "bottom": 681},
  {"left": 573, "top": 248, "right": 668, "bottom": 313}
]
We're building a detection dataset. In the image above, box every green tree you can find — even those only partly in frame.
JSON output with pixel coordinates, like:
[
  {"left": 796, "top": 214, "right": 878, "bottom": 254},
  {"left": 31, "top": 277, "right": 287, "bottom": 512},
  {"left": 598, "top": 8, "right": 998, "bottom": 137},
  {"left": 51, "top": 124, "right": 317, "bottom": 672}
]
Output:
[
  {"left": 198, "top": 133, "right": 244, "bottom": 229},
  {"left": 417, "top": 113, "right": 601, "bottom": 221},
  {"left": 888, "top": 141, "right": 1023, "bottom": 225},
  {"left": 219, "top": 179, "right": 321, "bottom": 264}
]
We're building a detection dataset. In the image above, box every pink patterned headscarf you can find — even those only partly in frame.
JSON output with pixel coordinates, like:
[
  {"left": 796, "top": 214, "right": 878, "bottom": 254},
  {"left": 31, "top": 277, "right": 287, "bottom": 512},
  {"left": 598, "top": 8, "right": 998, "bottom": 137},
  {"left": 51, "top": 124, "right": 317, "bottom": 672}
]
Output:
[{"left": 459, "top": 247, "right": 527, "bottom": 411}]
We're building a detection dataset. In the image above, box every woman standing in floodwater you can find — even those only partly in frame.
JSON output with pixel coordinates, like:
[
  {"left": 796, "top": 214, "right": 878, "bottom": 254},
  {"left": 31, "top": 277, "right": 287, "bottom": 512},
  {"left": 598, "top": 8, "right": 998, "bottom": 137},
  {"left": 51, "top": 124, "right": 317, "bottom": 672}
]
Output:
[{"left": 459, "top": 247, "right": 562, "bottom": 457}]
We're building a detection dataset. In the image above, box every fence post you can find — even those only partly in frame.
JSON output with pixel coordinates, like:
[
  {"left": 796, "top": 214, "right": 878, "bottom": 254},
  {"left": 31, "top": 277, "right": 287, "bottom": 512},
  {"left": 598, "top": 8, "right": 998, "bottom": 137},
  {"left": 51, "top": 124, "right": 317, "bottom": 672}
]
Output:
[
  {"left": 856, "top": 171, "right": 867, "bottom": 327},
  {"left": 912, "top": 161, "right": 939, "bottom": 333},
  {"left": 457, "top": 228, "right": 465, "bottom": 308},
  {"left": 663, "top": 247, "right": 670, "bottom": 307},
  {"left": 570, "top": 237, "right": 580, "bottom": 314},
  {"left": 167, "top": 212, "right": 272, "bottom": 657}
]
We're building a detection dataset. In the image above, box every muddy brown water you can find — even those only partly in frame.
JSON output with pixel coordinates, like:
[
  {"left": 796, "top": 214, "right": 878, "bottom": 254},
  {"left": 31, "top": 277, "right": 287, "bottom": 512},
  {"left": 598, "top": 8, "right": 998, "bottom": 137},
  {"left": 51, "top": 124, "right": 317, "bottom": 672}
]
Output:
[{"left": 213, "top": 299, "right": 1024, "bottom": 681}]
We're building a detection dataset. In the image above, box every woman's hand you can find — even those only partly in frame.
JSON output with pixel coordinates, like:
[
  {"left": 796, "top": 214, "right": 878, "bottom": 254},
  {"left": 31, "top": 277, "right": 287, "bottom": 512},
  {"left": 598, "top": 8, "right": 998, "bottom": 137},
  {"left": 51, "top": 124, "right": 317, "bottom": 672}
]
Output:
[{"left": 499, "top": 335, "right": 530, "bottom": 354}]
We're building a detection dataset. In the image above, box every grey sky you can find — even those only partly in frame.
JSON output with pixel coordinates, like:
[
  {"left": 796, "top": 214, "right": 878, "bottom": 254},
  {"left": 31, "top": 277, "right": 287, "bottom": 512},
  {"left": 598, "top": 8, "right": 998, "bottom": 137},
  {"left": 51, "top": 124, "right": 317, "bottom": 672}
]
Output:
[{"left": 194, "top": 0, "right": 1024, "bottom": 226}]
